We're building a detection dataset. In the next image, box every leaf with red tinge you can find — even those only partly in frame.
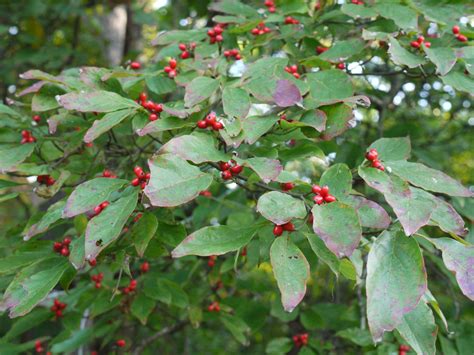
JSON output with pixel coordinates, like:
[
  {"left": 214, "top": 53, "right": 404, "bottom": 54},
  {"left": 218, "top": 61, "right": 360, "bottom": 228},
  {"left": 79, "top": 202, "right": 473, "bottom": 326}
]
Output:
[
  {"left": 387, "top": 160, "right": 472, "bottom": 197},
  {"left": 358, "top": 167, "right": 435, "bottom": 236},
  {"left": 171, "top": 225, "right": 257, "bottom": 258},
  {"left": 320, "top": 103, "right": 354, "bottom": 140},
  {"left": 312, "top": 202, "right": 362, "bottom": 258},
  {"left": 144, "top": 154, "right": 213, "bottom": 207},
  {"left": 63, "top": 178, "right": 129, "bottom": 218},
  {"left": 184, "top": 77, "right": 220, "bottom": 108},
  {"left": 256, "top": 191, "right": 306, "bottom": 225},
  {"left": 343, "top": 195, "right": 391, "bottom": 230},
  {"left": 240, "top": 157, "right": 283, "bottom": 183},
  {"left": 270, "top": 237, "right": 310, "bottom": 312},
  {"left": 158, "top": 133, "right": 228, "bottom": 164},
  {"left": 366, "top": 230, "right": 427, "bottom": 343},
  {"left": 57, "top": 90, "right": 139, "bottom": 113},
  {"left": 273, "top": 80, "right": 302, "bottom": 107},
  {"left": 84, "top": 109, "right": 134, "bottom": 143},
  {"left": 299, "top": 109, "right": 326, "bottom": 132},
  {"left": 85, "top": 191, "right": 138, "bottom": 260},
  {"left": 428, "top": 237, "right": 474, "bottom": 301}
]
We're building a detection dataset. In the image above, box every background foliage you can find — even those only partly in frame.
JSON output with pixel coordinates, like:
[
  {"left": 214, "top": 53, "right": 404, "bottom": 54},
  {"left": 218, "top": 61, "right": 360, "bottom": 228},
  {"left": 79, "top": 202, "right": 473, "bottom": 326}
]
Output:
[{"left": 0, "top": 0, "right": 473, "bottom": 354}]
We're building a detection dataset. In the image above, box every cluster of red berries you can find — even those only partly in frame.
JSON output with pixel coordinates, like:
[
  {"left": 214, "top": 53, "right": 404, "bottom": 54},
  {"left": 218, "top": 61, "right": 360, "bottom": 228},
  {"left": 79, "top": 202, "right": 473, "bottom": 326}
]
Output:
[
  {"left": 316, "top": 46, "right": 329, "bottom": 54},
  {"left": 123, "top": 279, "right": 138, "bottom": 294},
  {"left": 218, "top": 160, "right": 243, "bottom": 180},
  {"left": 53, "top": 237, "right": 71, "bottom": 257},
  {"left": 251, "top": 22, "right": 271, "bottom": 36},
  {"left": 365, "top": 148, "right": 385, "bottom": 171},
  {"left": 140, "top": 261, "right": 150, "bottom": 273},
  {"left": 410, "top": 35, "right": 431, "bottom": 49},
  {"left": 281, "top": 182, "right": 295, "bottom": 191},
  {"left": 164, "top": 58, "right": 178, "bottom": 78},
  {"left": 102, "top": 169, "right": 117, "bottom": 178},
  {"left": 399, "top": 344, "right": 410, "bottom": 355},
  {"left": 452, "top": 25, "right": 467, "bottom": 42},
  {"left": 131, "top": 166, "right": 150, "bottom": 189},
  {"left": 197, "top": 112, "right": 224, "bottom": 131},
  {"left": 312, "top": 185, "right": 336, "bottom": 205},
  {"left": 293, "top": 333, "right": 309, "bottom": 347},
  {"left": 223, "top": 48, "right": 241, "bottom": 60},
  {"left": 20, "top": 130, "right": 36, "bottom": 144},
  {"left": 93, "top": 201, "right": 110, "bottom": 217},
  {"left": 91, "top": 272, "right": 104, "bottom": 289},
  {"left": 284, "top": 16, "right": 300, "bottom": 25},
  {"left": 50, "top": 298, "right": 67, "bottom": 318},
  {"left": 130, "top": 61, "right": 141, "bottom": 70},
  {"left": 336, "top": 62, "right": 345, "bottom": 70},
  {"left": 284, "top": 65, "right": 301, "bottom": 79},
  {"left": 32, "top": 115, "right": 41, "bottom": 123},
  {"left": 137, "top": 92, "right": 163, "bottom": 122},
  {"left": 178, "top": 42, "right": 196, "bottom": 59},
  {"left": 116, "top": 339, "right": 126, "bottom": 348},
  {"left": 37, "top": 174, "right": 55, "bottom": 186},
  {"left": 207, "top": 301, "right": 221, "bottom": 312},
  {"left": 207, "top": 24, "right": 225, "bottom": 44},
  {"left": 351, "top": 0, "right": 364, "bottom": 4},
  {"left": 208, "top": 255, "right": 217, "bottom": 267},
  {"left": 34, "top": 340, "right": 48, "bottom": 354},
  {"left": 264, "top": 0, "right": 276, "bottom": 13},
  {"left": 273, "top": 221, "right": 295, "bottom": 237}
]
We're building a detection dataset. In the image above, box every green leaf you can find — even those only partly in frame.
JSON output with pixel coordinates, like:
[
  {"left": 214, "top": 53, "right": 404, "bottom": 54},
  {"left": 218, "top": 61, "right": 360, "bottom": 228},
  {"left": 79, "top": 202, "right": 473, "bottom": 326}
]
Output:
[
  {"left": 222, "top": 87, "right": 251, "bottom": 119},
  {"left": 2, "top": 308, "right": 51, "bottom": 341},
  {"left": 312, "top": 202, "right": 362, "bottom": 258},
  {"left": 336, "top": 327, "right": 373, "bottom": 347},
  {"left": 366, "top": 230, "right": 427, "bottom": 342},
  {"left": 396, "top": 301, "right": 437, "bottom": 355},
  {"left": 427, "top": 237, "right": 474, "bottom": 301},
  {"left": 319, "top": 163, "right": 352, "bottom": 199},
  {"left": 131, "top": 293, "right": 156, "bottom": 325},
  {"left": 184, "top": 77, "right": 220, "bottom": 107},
  {"left": 209, "top": 0, "right": 259, "bottom": 18},
  {"left": 0, "top": 103, "right": 21, "bottom": 117},
  {"left": 341, "top": 3, "right": 378, "bottom": 18},
  {"left": 130, "top": 213, "right": 158, "bottom": 257},
  {"left": 320, "top": 103, "right": 353, "bottom": 140},
  {"left": 319, "top": 39, "right": 365, "bottom": 61},
  {"left": 144, "top": 154, "right": 213, "bottom": 207},
  {"left": 50, "top": 327, "right": 95, "bottom": 353},
  {"left": 0, "top": 257, "right": 69, "bottom": 318},
  {"left": 425, "top": 47, "right": 457, "bottom": 76},
  {"left": 85, "top": 191, "right": 138, "bottom": 260},
  {"left": 299, "top": 109, "right": 326, "bottom": 132},
  {"left": 374, "top": 3, "right": 418, "bottom": 30},
  {"left": 83, "top": 108, "right": 134, "bottom": 143},
  {"left": 146, "top": 75, "right": 176, "bottom": 95},
  {"left": 0, "top": 192, "right": 18, "bottom": 203},
  {"left": 0, "top": 144, "right": 35, "bottom": 173},
  {"left": 304, "top": 232, "right": 340, "bottom": 277},
  {"left": 369, "top": 137, "right": 411, "bottom": 161},
  {"left": 171, "top": 225, "right": 257, "bottom": 257},
  {"left": 31, "top": 85, "right": 64, "bottom": 112},
  {"left": 256, "top": 191, "right": 307, "bottom": 225},
  {"left": 151, "top": 29, "right": 207, "bottom": 45},
  {"left": 137, "top": 116, "right": 193, "bottom": 135},
  {"left": 270, "top": 237, "right": 310, "bottom": 312},
  {"left": 69, "top": 234, "right": 85, "bottom": 269},
  {"left": 305, "top": 70, "right": 353, "bottom": 108},
  {"left": 24, "top": 200, "right": 66, "bottom": 240},
  {"left": 57, "top": 90, "right": 140, "bottom": 112},
  {"left": 387, "top": 160, "right": 472, "bottom": 197},
  {"left": 359, "top": 167, "right": 436, "bottom": 235},
  {"left": 388, "top": 37, "right": 426, "bottom": 68},
  {"left": 158, "top": 132, "right": 228, "bottom": 164},
  {"left": 441, "top": 71, "right": 474, "bottom": 95},
  {"left": 241, "top": 115, "right": 279, "bottom": 144},
  {"left": 220, "top": 313, "right": 251, "bottom": 346},
  {"left": 0, "top": 179, "right": 23, "bottom": 190},
  {"left": 63, "top": 178, "right": 128, "bottom": 218},
  {"left": 240, "top": 157, "right": 282, "bottom": 183},
  {"left": 265, "top": 337, "right": 293, "bottom": 354}
]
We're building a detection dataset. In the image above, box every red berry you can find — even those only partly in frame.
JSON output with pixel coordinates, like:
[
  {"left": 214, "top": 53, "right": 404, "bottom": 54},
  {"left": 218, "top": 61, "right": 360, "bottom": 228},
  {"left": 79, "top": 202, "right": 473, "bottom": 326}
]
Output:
[
  {"left": 456, "top": 34, "right": 468, "bottom": 42},
  {"left": 365, "top": 149, "right": 378, "bottom": 161},
  {"left": 131, "top": 178, "right": 140, "bottom": 186},
  {"left": 273, "top": 225, "right": 283, "bottom": 237},
  {"left": 55, "top": 310, "right": 63, "bottom": 317},
  {"left": 197, "top": 120, "right": 208, "bottom": 129},
  {"left": 251, "top": 28, "right": 260, "bottom": 35},
  {"left": 129, "top": 279, "right": 137, "bottom": 288},
  {"left": 169, "top": 58, "right": 177, "bottom": 69},
  {"left": 219, "top": 162, "right": 231, "bottom": 171},
  {"left": 116, "top": 339, "right": 126, "bottom": 348},
  {"left": 320, "top": 185, "right": 329, "bottom": 197},
  {"left": 282, "top": 222, "right": 295, "bottom": 232},
  {"left": 140, "top": 261, "right": 150, "bottom": 273},
  {"left": 95, "top": 282, "right": 101, "bottom": 289},
  {"left": 88, "top": 258, "right": 97, "bottom": 267},
  {"left": 63, "top": 237, "right": 71, "bottom": 245},
  {"left": 178, "top": 43, "right": 187, "bottom": 51},
  {"left": 230, "top": 165, "right": 243, "bottom": 175},
  {"left": 145, "top": 172, "right": 151, "bottom": 180},
  {"left": 61, "top": 247, "right": 70, "bottom": 257},
  {"left": 308, "top": 213, "right": 314, "bottom": 224},
  {"left": 180, "top": 51, "right": 190, "bottom": 59},
  {"left": 312, "top": 185, "right": 322, "bottom": 194},
  {"left": 53, "top": 242, "right": 62, "bottom": 252},
  {"left": 281, "top": 182, "right": 295, "bottom": 191},
  {"left": 316, "top": 46, "right": 328, "bottom": 54},
  {"left": 399, "top": 345, "right": 410, "bottom": 352},
  {"left": 168, "top": 69, "right": 177, "bottom": 78},
  {"left": 313, "top": 195, "right": 324, "bottom": 205},
  {"left": 100, "top": 201, "right": 109, "bottom": 209},
  {"left": 221, "top": 170, "right": 233, "bottom": 180},
  {"left": 140, "top": 181, "right": 147, "bottom": 189},
  {"left": 103, "top": 169, "right": 112, "bottom": 177},
  {"left": 32, "top": 115, "right": 41, "bottom": 122},
  {"left": 324, "top": 194, "right": 336, "bottom": 203},
  {"left": 424, "top": 41, "right": 431, "bottom": 48},
  {"left": 149, "top": 113, "right": 158, "bottom": 121},
  {"left": 452, "top": 25, "right": 460, "bottom": 35},
  {"left": 417, "top": 35, "right": 425, "bottom": 43},
  {"left": 410, "top": 41, "right": 420, "bottom": 48},
  {"left": 212, "top": 121, "right": 224, "bottom": 130},
  {"left": 130, "top": 61, "right": 141, "bottom": 69},
  {"left": 337, "top": 62, "right": 345, "bottom": 70},
  {"left": 215, "top": 34, "right": 223, "bottom": 42}
]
